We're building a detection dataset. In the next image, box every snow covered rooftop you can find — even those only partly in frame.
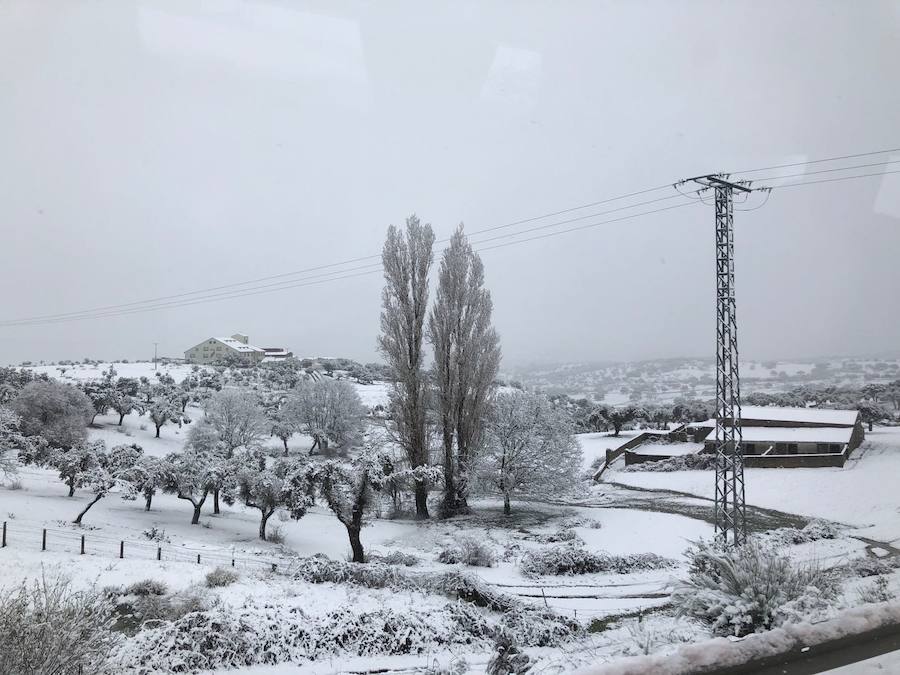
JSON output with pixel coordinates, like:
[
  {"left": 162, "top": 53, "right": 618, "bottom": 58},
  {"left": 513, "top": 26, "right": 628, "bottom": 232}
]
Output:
[
  {"left": 740, "top": 426, "right": 854, "bottom": 445},
  {"left": 215, "top": 337, "right": 264, "bottom": 353},
  {"left": 739, "top": 405, "right": 859, "bottom": 426},
  {"left": 632, "top": 442, "right": 704, "bottom": 457}
]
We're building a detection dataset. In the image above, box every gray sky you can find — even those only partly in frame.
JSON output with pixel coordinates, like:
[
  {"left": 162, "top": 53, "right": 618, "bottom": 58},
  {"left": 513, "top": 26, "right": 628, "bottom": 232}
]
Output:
[{"left": 1, "top": 0, "right": 899, "bottom": 367}]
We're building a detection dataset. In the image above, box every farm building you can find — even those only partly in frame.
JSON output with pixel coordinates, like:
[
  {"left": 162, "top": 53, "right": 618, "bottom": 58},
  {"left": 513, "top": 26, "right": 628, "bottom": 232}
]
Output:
[
  {"left": 610, "top": 406, "right": 865, "bottom": 472},
  {"left": 184, "top": 333, "right": 266, "bottom": 366},
  {"left": 687, "top": 405, "right": 865, "bottom": 468}
]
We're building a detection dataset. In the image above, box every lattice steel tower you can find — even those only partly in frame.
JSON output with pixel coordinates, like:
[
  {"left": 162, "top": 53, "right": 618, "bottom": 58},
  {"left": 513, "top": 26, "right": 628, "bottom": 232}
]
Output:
[{"left": 679, "top": 174, "right": 754, "bottom": 546}]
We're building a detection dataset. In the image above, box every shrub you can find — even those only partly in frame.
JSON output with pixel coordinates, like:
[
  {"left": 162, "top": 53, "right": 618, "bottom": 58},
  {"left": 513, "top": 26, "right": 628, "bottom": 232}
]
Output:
[
  {"left": 0, "top": 574, "right": 118, "bottom": 674},
  {"left": 535, "top": 528, "right": 583, "bottom": 544},
  {"left": 857, "top": 577, "right": 896, "bottom": 604},
  {"left": 7, "top": 478, "right": 23, "bottom": 490},
  {"left": 849, "top": 556, "right": 897, "bottom": 577},
  {"left": 766, "top": 519, "right": 840, "bottom": 547},
  {"left": 622, "top": 453, "right": 716, "bottom": 472},
  {"left": 673, "top": 539, "right": 838, "bottom": 637},
  {"left": 371, "top": 550, "right": 420, "bottom": 567},
  {"left": 486, "top": 634, "right": 531, "bottom": 675},
  {"left": 108, "top": 601, "right": 497, "bottom": 672},
  {"left": 205, "top": 567, "right": 240, "bottom": 588},
  {"left": 124, "top": 579, "right": 168, "bottom": 597},
  {"left": 437, "top": 536, "right": 496, "bottom": 567},
  {"left": 266, "top": 525, "right": 286, "bottom": 544},
  {"left": 520, "top": 545, "right": 675, "bottom": 577},
  {"left": 141, "top": 527, "right": 170, "bottom": 543}
]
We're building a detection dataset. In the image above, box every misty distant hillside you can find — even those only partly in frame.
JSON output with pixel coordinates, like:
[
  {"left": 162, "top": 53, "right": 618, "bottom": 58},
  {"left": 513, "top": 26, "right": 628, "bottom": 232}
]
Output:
[{"left": 503, "top": 356, "right": 900, "bottom": 405}]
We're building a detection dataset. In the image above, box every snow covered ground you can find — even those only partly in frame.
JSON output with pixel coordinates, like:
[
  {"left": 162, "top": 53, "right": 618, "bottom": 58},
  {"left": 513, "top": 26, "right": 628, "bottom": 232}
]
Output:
[{"left": 608, "top": 427, "right": 900, "bottom": 545}]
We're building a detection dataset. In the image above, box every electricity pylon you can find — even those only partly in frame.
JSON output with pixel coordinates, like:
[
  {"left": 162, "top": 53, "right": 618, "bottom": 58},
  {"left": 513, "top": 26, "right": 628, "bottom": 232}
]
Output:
[{"left": 677, "top": 174, "right": 760, "bottom": 547}]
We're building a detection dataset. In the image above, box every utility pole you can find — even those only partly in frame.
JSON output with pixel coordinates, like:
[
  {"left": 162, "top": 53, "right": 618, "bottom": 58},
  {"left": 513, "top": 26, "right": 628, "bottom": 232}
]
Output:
[
  {"left": 153, "top": 342, "right": 158, "bottom": 370},
  {"left": 677, "top": 174, "right": 763, "bottom": 547}
]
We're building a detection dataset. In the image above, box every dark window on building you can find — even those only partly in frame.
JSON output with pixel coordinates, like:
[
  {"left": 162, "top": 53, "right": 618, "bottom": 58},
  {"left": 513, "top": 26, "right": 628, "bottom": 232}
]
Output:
[
  {"left": 816, "top": 443, "right": 829, "bottom": 453},
  {"left": 788, "top": 444, "right": 798, "bottom": 455},
  {"left": 829, "top": 444, "right": 841, "bottom": 453},
  {"left": 775, "top": 443, "right": 787, "bottom": 454},
  {"left": 744, "top": 443, "right": 756, "bottom": 455}
]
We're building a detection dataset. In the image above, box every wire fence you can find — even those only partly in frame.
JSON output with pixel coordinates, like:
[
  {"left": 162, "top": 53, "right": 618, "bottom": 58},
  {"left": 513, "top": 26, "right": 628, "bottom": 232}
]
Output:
[
  {"left": 0, "top": 521, "right": 673, "bottom": 623},
  {"left": 0, "top": 520, "right": 286, "bottom": 574}
]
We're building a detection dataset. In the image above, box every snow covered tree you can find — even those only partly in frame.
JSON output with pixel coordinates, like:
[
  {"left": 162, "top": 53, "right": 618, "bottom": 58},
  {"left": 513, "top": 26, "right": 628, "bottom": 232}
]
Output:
[
  {"left": 50, "top": 440, "right": 105, "bottom": 497},
  {"left": 286, "top": 378, "right": 365, "bottom": 453},
  {"left": 185, "top": 420, "right": 230, "bottom": 513},
  {"left": 309, "top": 449, "right": 394, "bottom": 562},
  {"left": 479, "top": 391, "right": 582, "bottom": 515},
  {"left": 428, "top": 224, "right": 501, "bottom": 516},
  {"left": 0, "top": 406, "right": 32, "bottom": 476},
  {"left": 80, "top": 382, "right": 111, "bottom": 425},
  {"left": 378, "top": 215, "right": 435, "bottom": 519},
  {"left": 231, "top": 454, "right": 313, "bottom": 540},
  {"left": 203, "top": 389, "right": 266, "bottom": 455},
  {"left": 145, "top": 395, "right": 184, "bottom": 438},
  {"left": 124, "top": 454, "right": 171, "bottom": 511},
  {"left": 12, "top": 380, "right": 93, "bottom": 449},
  {"left": 856, "top": 400, "right": 891, "bottom": 431},
  {"left": 165, "top": 451, "right": 214, "bottom": 525},
  {"left": 68, "top": 443, "right": 141, "bottom": 524},
  {"left": 268, "top": 406, "right": 296, "bottom": 455},
  {"left": 592, "top": 404, "right": 646, "bottom": 436}
]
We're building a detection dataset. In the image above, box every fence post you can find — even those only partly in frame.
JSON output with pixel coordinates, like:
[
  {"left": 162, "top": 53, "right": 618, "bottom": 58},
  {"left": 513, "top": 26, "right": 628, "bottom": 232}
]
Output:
[
  {"left": 80, "top": 534, "right": 85, "bottom": 555},
  {"left": 42, "top": 528, "right": 47, "bottom": 551},
  {"left": 1, "top": 521, "right": 5, "bottom": 548},
  {"left": 196, "top": 553, "right": 200, "bottom": 564},
  {"left": 157, "top": 546, "right": 161, "bottom": 561},
  {"left": 119, "top": 541, "right": 124, "bottom": 559},
  {"left": 271, "top": 563, "right": 277, "bottom": 573},
  {"left": 231, "top": 558, "right": 235, "bottom": 567}
]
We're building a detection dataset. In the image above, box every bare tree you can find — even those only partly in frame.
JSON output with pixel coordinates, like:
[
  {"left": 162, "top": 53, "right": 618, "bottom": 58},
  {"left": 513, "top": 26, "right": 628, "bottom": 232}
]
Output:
[
  {"left": 203, "top": 389, "right": 266, "bottom": 455},
  {"left": 478, "top": 390, "right": 582, "bottom": 515},
  {"left": 377, "top": 215, "right": 435, "bottom": 519},
  {"left": 429, "top": 224, "right": 501, "bottom": 516},
  {"left": 286, "top": 378, "right": 365, "bottom": 453}
]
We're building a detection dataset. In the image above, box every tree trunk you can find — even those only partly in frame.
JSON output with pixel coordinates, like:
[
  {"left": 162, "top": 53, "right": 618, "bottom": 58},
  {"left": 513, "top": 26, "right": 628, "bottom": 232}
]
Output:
[
  {"left": 74, "top": 494, "right": 103, "bottom": 524},
  {"left": 414, "top": 480, "right": 429, "bottom": 520},
  {"left": 155, "top": 424, "right": 161, "bottom": 438},
  {"left": 347, "top": 525, "right": 365, "bottom": 563},
  {"left": 118, "top": 412, "right": 125, "bottom": 426},
  {"left": 282, "top": 438, "right": 289, "bottom": 455},
  {"left": 90, "top": 412, "right": 99, "bottom": 425},
  {"left": 259, "top": 510, "right": 272, "bottom": 540},
  {"left": 68, "top": 476, "right": 75, "bottom": 497},
  {"left": 191, "top": 503, "right": 202, "bottom": 525},
  {"left": 213, "top": 489, "right": 220, "bottom": 515},
  {"left": 144, "top": 493, "right": 153, "bottom": 511},
  {"left": 503, "top": 492, "right": 511, "bottom": 516},
  {"left": 869, "top": 420, "right": 874, "bottom": 432}
]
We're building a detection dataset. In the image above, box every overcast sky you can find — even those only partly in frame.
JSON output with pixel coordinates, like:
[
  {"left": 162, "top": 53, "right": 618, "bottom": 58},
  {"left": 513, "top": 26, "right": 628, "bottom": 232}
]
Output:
[{"left": 1, "top": 0, "right": 899, "bottom": 367}]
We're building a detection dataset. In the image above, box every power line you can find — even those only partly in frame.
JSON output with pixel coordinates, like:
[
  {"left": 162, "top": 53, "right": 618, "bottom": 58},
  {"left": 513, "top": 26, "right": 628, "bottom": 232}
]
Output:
[
  {"left": 767, "top": 168, "right": 900, "bottom": 190},
  {"left": 732, "top": 147, "right": 900, "bottom": 175},
  {"left": 0, "top": 200, "right": 702, "bottom": 327},
  {"left": 2, "top": 146, "right": 898, "bottom": 327},
  {"left": 745, "top": 158, "right": 900, "bottom": 184},
  {"left": 0, "top": 193, "right": 689, "bottom": 326}
]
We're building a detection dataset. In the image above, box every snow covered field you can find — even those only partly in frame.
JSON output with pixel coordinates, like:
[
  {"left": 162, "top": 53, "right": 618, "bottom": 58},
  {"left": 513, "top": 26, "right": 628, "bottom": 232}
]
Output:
[{"left": 608, "top": 427, "right": 900, "bottom": 545}]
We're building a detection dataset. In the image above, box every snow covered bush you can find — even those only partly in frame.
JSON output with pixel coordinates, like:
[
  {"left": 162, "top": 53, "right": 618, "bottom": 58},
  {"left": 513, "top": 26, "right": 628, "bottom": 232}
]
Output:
[
  {"left": 0, "top": 574, "right": 118, "bottom": 674},
  {"left": 124, "top": 579, "right": 168, "bottom": 597},
  {"left": 674, "top": 539, "right": 838, "bottom": 637},
  {"left": 205, "top": 567, "right": 239, "bottom": 588},
  {"left": 765, "top": 519, "right": 840, "bottom": 547},
  {"left": 534, "top": 527, "right": 583, "bottom": 544},
  {"left": 520, "top": 544, "right": 675, "bottom": 577},
  {"left": 437, "top": 536, "right": 497, "bottom": 567},
  {"left": 486, "top": 633, "right": 531, "bottom": 675},
  {"left": 857, "top": 577, "right": 896, "bottom": 604},
  {"left": 371, "top": 550, "right": 420, "bottom": 567},
  {"left": 849, "top": 556, "right": 898, "bottom": 577},
  {"left": 107, "top": 600, "right": 497, "bottom": 673},
  {"left": 622, "top": 453, "right": 716, "bottom": 472}
]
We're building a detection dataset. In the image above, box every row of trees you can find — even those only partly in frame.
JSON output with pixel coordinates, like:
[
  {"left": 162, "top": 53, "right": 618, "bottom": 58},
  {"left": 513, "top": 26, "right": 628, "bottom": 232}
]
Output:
[{"left": 378, "top": 219, "right": 503, "bottom": 519}]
